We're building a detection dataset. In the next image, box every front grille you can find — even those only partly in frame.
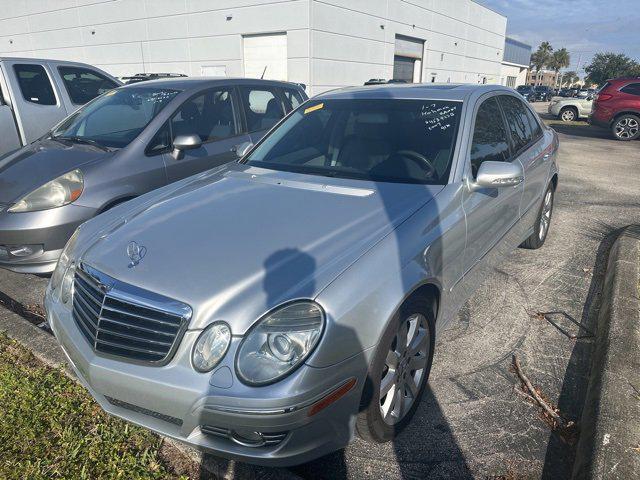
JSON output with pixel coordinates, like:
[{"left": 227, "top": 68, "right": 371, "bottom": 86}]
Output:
[
  {"left": 72, "top": 263, "right": 192, "bottom": 365},
  {"left": 106, "top": 396, "right": 183, "bottom": 426}
]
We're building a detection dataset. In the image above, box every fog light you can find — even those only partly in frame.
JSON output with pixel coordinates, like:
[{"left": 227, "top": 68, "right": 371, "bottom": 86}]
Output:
[{"left": 7, "top": 244, "right": 43, "bottom": 258}]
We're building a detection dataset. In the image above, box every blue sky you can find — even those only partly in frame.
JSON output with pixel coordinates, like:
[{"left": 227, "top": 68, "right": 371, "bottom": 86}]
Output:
[{"left": 478, "top": 0, "right": 640, "bottom": 76}]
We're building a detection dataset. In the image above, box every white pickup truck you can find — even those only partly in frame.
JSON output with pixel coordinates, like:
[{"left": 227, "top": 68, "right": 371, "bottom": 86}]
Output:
[{"left": 0, "top": 57, "right": 120, "bottom": 157}]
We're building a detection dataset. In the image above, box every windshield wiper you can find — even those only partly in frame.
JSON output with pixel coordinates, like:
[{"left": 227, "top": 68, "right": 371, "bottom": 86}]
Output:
[{"left": 54, "top": 136, "right": 112, "bottom": 152}]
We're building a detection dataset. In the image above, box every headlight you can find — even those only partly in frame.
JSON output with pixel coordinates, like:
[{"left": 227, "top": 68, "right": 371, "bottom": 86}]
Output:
[
  {"left": 9, "top": 169, "right": 84, "bottom": 213},
  {"left": 50, "top": 229, "right": 79, "bottom": 304},
  {"left": 236, "top": 301, "right": 324, "bottom": 386},
  {"left": 192, "top": 322, "right": 232, "bottom": 372}
]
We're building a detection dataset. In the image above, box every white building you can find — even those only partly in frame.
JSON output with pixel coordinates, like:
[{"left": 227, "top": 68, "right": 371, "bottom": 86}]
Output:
[
  {"left": 0, "top": 0, "right": 507, "bottom": 96},
  {"left": 500, "top": 37, "right": 531, "bottom": 88}
]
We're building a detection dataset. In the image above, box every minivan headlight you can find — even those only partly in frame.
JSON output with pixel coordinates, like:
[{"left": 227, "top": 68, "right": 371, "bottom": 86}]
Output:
[
  {"left": 9, "top": 169, "right": 84, "bottom": 213},
  {"left": 192, "top": 322, "right": 232, "bottom": 372},
  {"left": 236, "top": 301, "right": 324, "bottom": 386}
]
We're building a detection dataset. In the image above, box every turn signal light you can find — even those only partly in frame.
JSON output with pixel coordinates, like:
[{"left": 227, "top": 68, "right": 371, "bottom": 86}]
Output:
[{"left": 308, "top": 378, "right": 357, "bottom": 417}]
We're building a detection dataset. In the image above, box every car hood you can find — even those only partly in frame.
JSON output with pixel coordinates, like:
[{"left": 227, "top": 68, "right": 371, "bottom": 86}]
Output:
[
  {"left": 79, "top": 163, "right": 444, "bottom": 333},
  {"left": 0, "top": 139, "right": 115, "bottom": 203}
]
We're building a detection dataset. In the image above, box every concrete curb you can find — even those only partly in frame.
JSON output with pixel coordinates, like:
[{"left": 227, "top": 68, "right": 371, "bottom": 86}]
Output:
[
  {"left": 572, "top": 225, "right": 640, "bottom": 479},
  {"left": 0, "top": 308, "right": 299, "bottom": 480}
]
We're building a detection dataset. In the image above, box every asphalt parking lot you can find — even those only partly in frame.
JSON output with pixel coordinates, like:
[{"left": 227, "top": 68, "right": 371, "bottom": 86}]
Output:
[{"left": 0, "top": 102, "right": 638, "bottom": 479}]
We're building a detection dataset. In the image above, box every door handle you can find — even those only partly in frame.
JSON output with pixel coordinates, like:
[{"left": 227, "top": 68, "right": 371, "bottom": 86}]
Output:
[{"left": 543, "top": 153, "right": 551, "bottom": 160}]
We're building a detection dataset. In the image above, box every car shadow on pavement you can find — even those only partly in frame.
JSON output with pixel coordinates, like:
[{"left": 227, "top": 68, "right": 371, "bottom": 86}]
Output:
[
  {"left": 549, "top": 124, "right": 612, "bottom": 140},
  {"left": 541, "top": 222, "right": 621, "bottom": 479}
]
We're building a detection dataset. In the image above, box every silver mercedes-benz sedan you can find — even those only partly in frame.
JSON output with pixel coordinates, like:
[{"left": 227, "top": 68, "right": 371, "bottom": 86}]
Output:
[{"left": 45, "top": 83, "right": 558, "bottom": 466}]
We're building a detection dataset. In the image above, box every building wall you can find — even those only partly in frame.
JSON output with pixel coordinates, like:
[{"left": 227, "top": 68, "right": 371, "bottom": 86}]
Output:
[
  {"left": 527, "top": 69, "right": 559, "bottom": 87},
  {"left": 310, "top": 0, "right": 507, "bottom": 94},
  {"left": 0, "top": 0, "right": 312, "bottom": 85},
  {"left": 503, "top": 37, "right": 531, "bottom": 67},
  {"left": 0, "top": 0, "right": 506, "bottom": 96},
  {"left": 500, "top": 63, "right": 528, "bottom": 88}
]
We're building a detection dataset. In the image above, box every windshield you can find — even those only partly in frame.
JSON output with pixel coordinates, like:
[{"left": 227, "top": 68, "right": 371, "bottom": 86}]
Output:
[
  {"left": 517, "top": 86, "right": 532, "bottom": 92},
  {"left": 244, "top": 99, "right": 461, "bottom": 185},
  {"left": 534, "top": 86, "right": 548, "bottom": 92},
  {"left": 51, "top": 87, "right": 179, "bottom": 149}
]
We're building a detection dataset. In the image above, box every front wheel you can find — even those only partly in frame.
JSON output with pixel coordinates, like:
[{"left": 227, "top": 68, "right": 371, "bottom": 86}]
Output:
[
  {"left": 356, "top": 296, "right": 435, "bottom": 443},
  {"left": 560, "top": 107, "right": 577, "bottom": 122},
  {"left": 521, "top": 184, "right": 554, "bottom": 250},
  {"left": 612, "top": 114, "right": 640, "bottom": 141}
]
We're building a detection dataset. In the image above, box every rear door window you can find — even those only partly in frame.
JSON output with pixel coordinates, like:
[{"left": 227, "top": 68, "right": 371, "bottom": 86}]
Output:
[
  {"left": 170, "top": 88, "right": 239, "bottom": 143},
  {"left": 499, "top": 95, "right": 533, "bottom": 153},
  {"left": 282, "top": 88, "right": 304, "bottom": 111},
  {"left": 58, "top": 66, "right": 119, "bottom": 105},
  {"left": 620, "top": 82, "right": 640, "bottom": 96},
  {"left": 239, "top": 86, "right": 285, "bottom": 132},
  {"left": 470, "top": 97, "right": 511, "bottom": 177},
  {"left": 14, "top": 64, "right": 57, "bottom": 105}
]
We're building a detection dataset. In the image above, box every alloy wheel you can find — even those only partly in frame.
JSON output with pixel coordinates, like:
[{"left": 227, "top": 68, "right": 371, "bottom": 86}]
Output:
[
  {"left": 561, "top": 109, "right": 576, "bottom": 122},
  {"left": 615, "top": 117, "right": 639, "bottom": 139},
  {"left": 379, "top": 313, "right": 429, "bottom": 425},
  {"left": 539, "top": 189, "right": 553, "bottom": 241}
]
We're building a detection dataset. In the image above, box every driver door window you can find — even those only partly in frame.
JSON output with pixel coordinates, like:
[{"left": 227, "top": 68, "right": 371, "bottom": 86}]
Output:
[{"left": 470, "top": 97, "right": 511, "bottom": 177}]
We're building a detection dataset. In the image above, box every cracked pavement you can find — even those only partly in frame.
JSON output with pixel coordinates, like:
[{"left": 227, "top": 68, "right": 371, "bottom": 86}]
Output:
[{"left": 0, "top": 103, "right": 638, "bottom": 479}]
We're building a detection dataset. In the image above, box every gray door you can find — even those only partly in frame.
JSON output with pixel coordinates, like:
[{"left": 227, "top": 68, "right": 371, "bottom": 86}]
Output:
[
  {"left": 498, "top": 95, "right": 550, "bottom": 227},
  {"left": 4, "top": 61, "right": 68, "bottom": 144},
  {"left": 461, "top": 95, "right": 524, "bottom": 277},
  {"left": 393, "top": 56, "right": 415, "bottom": 82},
  {"left": 163, "top": 87, "right": 250, "bottom": 183}
]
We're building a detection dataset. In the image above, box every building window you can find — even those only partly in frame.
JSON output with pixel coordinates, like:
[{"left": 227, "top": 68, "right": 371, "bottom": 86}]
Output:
[{"left": 506, "top": 76, "right": 517, "bottom": 88}]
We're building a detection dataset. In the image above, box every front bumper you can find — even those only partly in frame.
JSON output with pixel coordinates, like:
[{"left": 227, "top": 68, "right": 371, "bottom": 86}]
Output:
[
  {"left": 45, "top": 292, "right": 368, "bottom": 467},
  {"left": 0, "top": 204, "right": 95, "bottom": 274}
]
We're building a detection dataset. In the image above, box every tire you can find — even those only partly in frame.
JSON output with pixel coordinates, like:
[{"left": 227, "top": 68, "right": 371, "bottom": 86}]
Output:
[
  {"left": 559, "top": 107, "right": 577, "bottom": 122},
  {"left": 521, "top": 184, "right": 554, "bottom": 250},
  {"left": 356, "top": 295, "right": 436, "bottom": 443},
  {"left": 611, "top": 114, "right": 640, "bottom": 141}
]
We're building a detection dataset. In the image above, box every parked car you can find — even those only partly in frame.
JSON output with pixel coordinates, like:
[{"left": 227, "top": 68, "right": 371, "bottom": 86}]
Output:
[
  {"left": 533, "top": 85, "right": 554, "bottom": 102},
  {"left": 0, "top": 78, "right": 307, "bottom": 273},
  {"left": 45, "top": 84, "right": 558, "bottom": 466},
  {"left": 121, "top": 73, "right": 188, "bottom": 85},
  {"left": 558, "top": 88, "right": 573, "bottom": 97},
  {"left": 516, "top": 85, "right": 536, "bottom": 102},
  {"left": 0, "top": 57, "right": 121, "bottom": 158},
  {"left": 590, "top": 77, "right": 640, "bottom": 141},
  {"left": 548, "top": 96, "right": 593, "bottom": 122}
]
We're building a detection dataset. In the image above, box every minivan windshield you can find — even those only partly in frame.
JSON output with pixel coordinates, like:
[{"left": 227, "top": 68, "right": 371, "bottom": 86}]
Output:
[
  {"left": 51, "top": 87, "right": 179, "bottom": 149},
  {"left": 244, "top": 99, "right": 462, "bottom": 185}
]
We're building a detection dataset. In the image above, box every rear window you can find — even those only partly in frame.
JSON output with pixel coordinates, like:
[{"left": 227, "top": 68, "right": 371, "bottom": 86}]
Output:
[
  {"left": 244, "top": 99, "right": 462, "bottom": 185},
  {"left": 14, "top": 64, "right": 56, "bottom": 105},
  {"left": 58, "top": 66, "right": 119, "bottom": 105}
]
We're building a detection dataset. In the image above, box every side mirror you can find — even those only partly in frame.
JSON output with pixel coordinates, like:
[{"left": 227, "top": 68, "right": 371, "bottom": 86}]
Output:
[
  {"left": 471, "top": 161, "right": 524, "bottom": 190},
  {"left": 234, "top": 141, "right": 254, "bottom": 158},
  {"left": 172, "top": 134, "right": 202, "bottom": 159}
]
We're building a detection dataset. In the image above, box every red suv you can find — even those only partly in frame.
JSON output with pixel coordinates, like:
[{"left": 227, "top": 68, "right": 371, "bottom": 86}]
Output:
[{"left": 590, "top": 77, "right": 640, "bottom": 141}]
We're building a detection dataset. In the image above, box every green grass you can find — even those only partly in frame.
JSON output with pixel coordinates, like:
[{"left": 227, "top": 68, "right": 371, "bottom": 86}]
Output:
[{"left": 0, "top": 333, "right": 185, "bottom": 479}]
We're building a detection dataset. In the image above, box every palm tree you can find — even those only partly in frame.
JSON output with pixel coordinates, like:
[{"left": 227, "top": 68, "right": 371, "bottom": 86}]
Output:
[
  {"left": 561, "top": 70, "right": 578, "bottom": 87},
  {"left": 530, "top": 42, "right": 554, "bottom": 85},
  {"left": 549, "top": 48, "right": 571, "bottom": 87}
]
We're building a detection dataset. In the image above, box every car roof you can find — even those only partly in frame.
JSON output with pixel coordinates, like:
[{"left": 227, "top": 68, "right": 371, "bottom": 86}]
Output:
[
  {"left": 314, "top": 83, "right": 515, "bottom": 102},
  {"left": 119, "top": 76, "right": 304, "bottom": 91},
  {"left": 0, "top": 56, "right": 105, "bottom": 68}
]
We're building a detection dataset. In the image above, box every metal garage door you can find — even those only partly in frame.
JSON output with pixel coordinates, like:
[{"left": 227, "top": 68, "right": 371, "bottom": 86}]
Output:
[
  {"left": 243, "top": 33, "right": 288, "bottom": 81},
  {"left": 393, "top": 35, "right": 424, "bottom": 83}
]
